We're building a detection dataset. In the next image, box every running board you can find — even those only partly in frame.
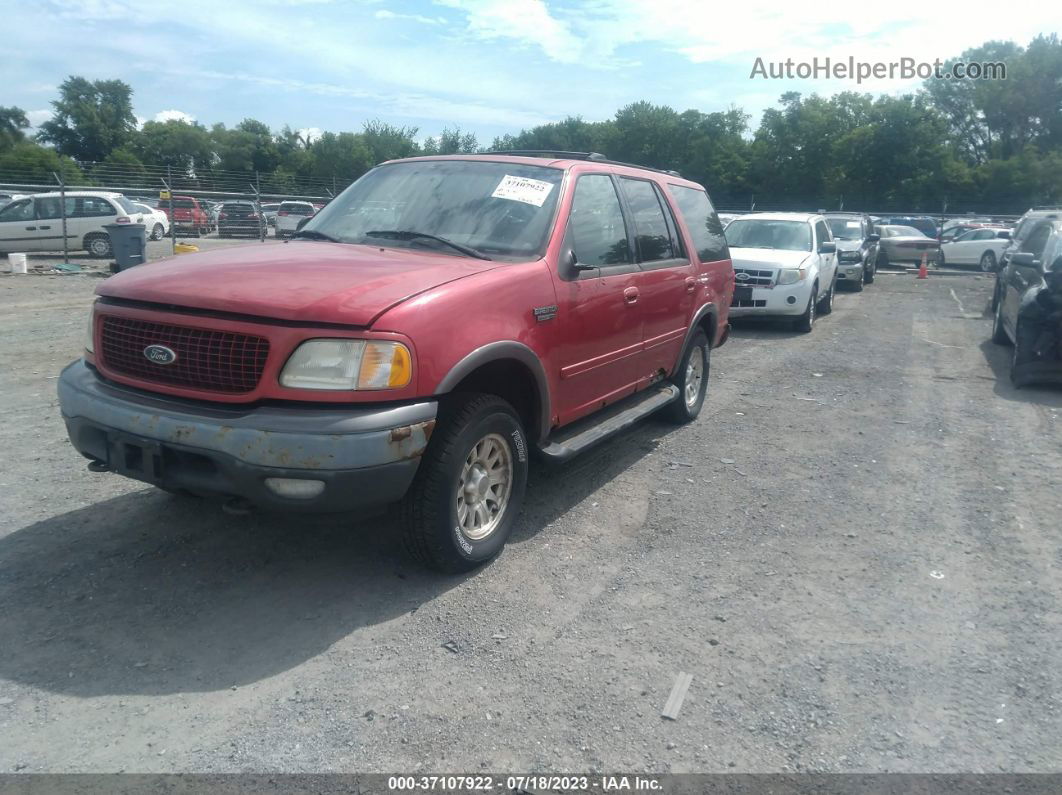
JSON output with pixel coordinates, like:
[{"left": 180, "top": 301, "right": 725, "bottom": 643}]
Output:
[{"left": 537, "top": 384, "right": 679, "bottom": 462}]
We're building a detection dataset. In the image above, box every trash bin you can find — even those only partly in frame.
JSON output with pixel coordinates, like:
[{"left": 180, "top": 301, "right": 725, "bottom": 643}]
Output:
[{"left": 104, "top": 223, "right": 147, "bottom": 272}]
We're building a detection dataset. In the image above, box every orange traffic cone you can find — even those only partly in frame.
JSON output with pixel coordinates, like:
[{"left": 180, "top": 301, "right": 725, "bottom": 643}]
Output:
[{"left": 917, "top": 252, "right": 928, "bottom": 279}]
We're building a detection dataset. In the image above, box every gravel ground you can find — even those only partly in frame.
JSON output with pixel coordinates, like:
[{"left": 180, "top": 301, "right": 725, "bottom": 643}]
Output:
[{"left": 0, "top": 271, "right": 1060, "bottom": 774}]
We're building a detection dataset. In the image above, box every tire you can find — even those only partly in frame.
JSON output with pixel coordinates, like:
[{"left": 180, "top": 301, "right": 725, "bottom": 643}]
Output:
[
  {"left": 84, "top": 233, "right": 112, "bottom": 259},
  {"left": 664, "top": 330, "right": 709, "bottom": 424},
  {"left": 850, "top": 266, "right": 864, "bottom": 292},
  {"left": 794, "top": 286, "right": 817, "bottom": 333},
  {"left": 818, "top": 275, "right": 835, "bottom": 315},
  {"left": 865, "top": 256, "right": 875, "bottom": 284},
  {"left": 877, "top": 249, "right": 889, "bottom": 269},
  {"left": 401, "top": 394, "right": 528, "bottom": 573},
  {"left": 980, "top": 251, "right": 997, "bottom": 272},
  {"left": 991, "top": 294, "right": 1011, "bottom": 345},
  {"left": 151, "top": 223, "right": 164, "bottom": 241},
  {"left": 937, "top": 250, "right": 946, "bottom": 268},
  {"left": 1010, "top": 320, "right": 1029, "bottom": 386}
]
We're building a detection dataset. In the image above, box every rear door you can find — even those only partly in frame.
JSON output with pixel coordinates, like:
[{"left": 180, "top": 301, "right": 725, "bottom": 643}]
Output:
[
  {"left": 0, "top": 198, "right": 42, "bottom": 251},
  {"left": 551, "top": 172, "right": 644, "bottom": 424},
  {"left": 33, "top": 195, "right": 79, "bottom": 252},
  {"left": 815, "top": 219, "right": 836, "bottom": 284},
  {"left": 617, "top": 176, "right": 694, "bottom": 383},
  {"left": 1003, "top": 221, "right": 1052, "bottom": 334}
]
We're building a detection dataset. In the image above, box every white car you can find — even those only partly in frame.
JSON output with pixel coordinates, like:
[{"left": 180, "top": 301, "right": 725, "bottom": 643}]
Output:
[
  {"left": 275, "top": 201, "right": 316, "bottom": 238},
  {"left": 938, "top": 227, "right": 1011, "bottom": 271},
  {"left": 133, "top": 202, "right": 170, "bottom": 240},
  {"left": 724, "top": 212, "right": 839, "bottom": 332},
  {"left": 0, "top": 191, "right": 151, "bottom": 258}
]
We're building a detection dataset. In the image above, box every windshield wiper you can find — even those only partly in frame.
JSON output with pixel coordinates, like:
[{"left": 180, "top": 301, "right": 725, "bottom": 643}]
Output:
[
  {"left": 366, "top": 230, "right": 492, "bottom": 261},
  {"left": 290, "top": 229, "right": 340, "bottom": 242}
]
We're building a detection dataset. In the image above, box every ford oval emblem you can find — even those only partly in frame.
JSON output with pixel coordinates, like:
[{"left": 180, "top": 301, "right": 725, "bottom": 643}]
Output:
[
  {"left": 735, "top": 272, "right": 750, "bottom": 281},
  {"left": 144, "top": 344, "right": 177, "bottom": 365}
]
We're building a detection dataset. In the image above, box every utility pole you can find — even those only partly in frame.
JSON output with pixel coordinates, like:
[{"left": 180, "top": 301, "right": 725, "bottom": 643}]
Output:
[{"left": 162, "top": 166, "right": 176, "bottom": 255}]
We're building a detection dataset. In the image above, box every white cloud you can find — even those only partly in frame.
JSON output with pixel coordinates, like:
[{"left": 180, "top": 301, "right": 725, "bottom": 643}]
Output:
[
  {"left": 375, "top": 9, "right": 446, "bottom": 24},
  {"left": 296, "top": 126, "right": 323, "bottom": 144},
  {"left": 437, "top": 0, "right": 583, "bottom": 63},
  {"left": 154, "top": 109, "right": 196, "bottom": 124},
  {"left": 25, "top": 109, "right": 52, "bottom": 128}
]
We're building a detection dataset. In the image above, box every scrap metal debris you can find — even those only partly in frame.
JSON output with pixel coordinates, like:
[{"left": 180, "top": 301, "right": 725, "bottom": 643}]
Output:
[{"left": 661, "top": 672, "right": 693, "bottom": 721}]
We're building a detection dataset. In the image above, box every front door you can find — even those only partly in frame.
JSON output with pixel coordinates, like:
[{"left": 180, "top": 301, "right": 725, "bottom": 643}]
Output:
[
  {"left": 33, "top": 195, "right": 79, "bottom": 253},
  {"left": 0, "top": 198, "right": 43, "bottom": 252},
  {"left": 1003, "top": 221, "right": 1052, "bottom": 335},
  {"left": 552, "top": 173, "right": 643, "bottom": 425}
]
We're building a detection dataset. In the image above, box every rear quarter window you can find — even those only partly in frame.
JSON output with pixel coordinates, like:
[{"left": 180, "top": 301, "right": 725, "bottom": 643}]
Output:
[{"left": 667, "top": 184, "right": 728, "bottom": 262}]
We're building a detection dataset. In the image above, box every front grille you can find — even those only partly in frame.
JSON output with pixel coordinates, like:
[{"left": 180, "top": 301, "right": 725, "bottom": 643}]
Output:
[
  {"left": 734, "top": 268, "right": 774, "bottom": 287},
  {"left": 99, "top": 315, "right": 269, "bottom": 394},
  {"left": 731, "top": 299, "right": 767, "bottom": 308}
]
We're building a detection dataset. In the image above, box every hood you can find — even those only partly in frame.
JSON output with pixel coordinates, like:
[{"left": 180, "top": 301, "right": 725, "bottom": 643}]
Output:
[
  {"left": 729, "top": 247, "right": 811, "bottom": 270},
  {"left": 97, "top": 241, "right": 501, "bottom": 327}
]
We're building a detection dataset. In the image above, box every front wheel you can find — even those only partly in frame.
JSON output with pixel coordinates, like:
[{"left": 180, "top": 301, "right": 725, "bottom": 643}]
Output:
[
  {"left": 151, "top": 223, "right": 164, "bottom": 241},
  {"left": 865, "top": 256, "right": 875, "bottom": 284},
  {"left": 401, "top": 394, "right": 528, "bottom": 573},
  {"left": 980, "top": 251, "right": 997, "bottom": 272},
  {"left": 794, "top": 287, "right": 817, "bottom": 333},
  {"left": 818, "top": 275, "right": 836, "bottom": 314},
  {"left": 664, "top": 330, "right": 709, "bottom": 424},
  {"left": 991, "top": 294, "right": 1011, "bottom": 345}
]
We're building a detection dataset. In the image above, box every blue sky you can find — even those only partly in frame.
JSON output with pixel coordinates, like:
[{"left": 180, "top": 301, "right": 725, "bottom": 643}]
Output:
[{"left": 3, "top": 0, "right": 1052, "bottom": 147}]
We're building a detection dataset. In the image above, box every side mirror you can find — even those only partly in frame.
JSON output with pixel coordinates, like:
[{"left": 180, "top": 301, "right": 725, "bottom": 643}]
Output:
[
  {"left": 296, "top": 216, "right": 311, "bottom": 232},
  {"left": 568, "top": 250, "right": 595, "bottom": 273},
  {"left": 1010, "top": 252, "right": 1037, "bottom": 268},
  {"left": 818, "top": 241, "right": 836, "bottom": 254},
  {"left": 867, "top": 233, "right": 880, "bottom": 243}
]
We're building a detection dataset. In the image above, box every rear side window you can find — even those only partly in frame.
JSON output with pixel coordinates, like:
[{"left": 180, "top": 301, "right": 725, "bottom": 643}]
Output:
[
  {"left": 35, "top": 197, "right": 77, "bottom": 220},
  {"left": 619, "top": 177, "right": 676, "bottom": 262},
  {"left": 568, "top": 174, "right": 631, "bottom": 268},
  {"left": 78, "top": 197, "right": 118, "bottom": 218},
  {"left": 667, "top": 184, "right": 728, "bottom": 262},
  {"left": 280, "top": 202, "right": 314, "bottom": 216}
]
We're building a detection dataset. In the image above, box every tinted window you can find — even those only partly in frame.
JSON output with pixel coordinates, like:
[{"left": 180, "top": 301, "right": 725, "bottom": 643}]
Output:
[
  {"left": 279, "top": 202, "right": 315, "bottom": 216},
  {"left": 668, "top": 184, "right": 727, "bottom": 262},
  {"left": 78, "top": 197, "right": 118, "bottom": 218},
  {"left": 972, "top": 229, "right": 996, "bottom": 240},
  {"left": 568, "top": 174, "right": 631, "bottom": 268},
  {"left": 35, "top": 197, "right": 76, "bottom": 220},
  {"left": 0, "top": 199, "right": 34, "bottom": 222},
  {"left": 167, "top": 198, "right": 195, "bottom": 209},
  {"left": 1021, "top": 222, "right": 1052, "bottom": 257},
  {"left": 619, "top": 177, "right": 675, "bottom": 262},
  {"left": 726, "top": 219, "right": 812, "bottom": 252},
  {"left": 815, "top": 220, "right": 831, "bottom": 246}
]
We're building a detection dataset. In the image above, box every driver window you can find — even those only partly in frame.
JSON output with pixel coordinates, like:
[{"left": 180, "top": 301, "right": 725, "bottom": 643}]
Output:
[
  {"left": 568, "top": 175, "right": 631, "bottom": 267},
  {"left": 0, "top": 199, "right": 35, "bottom": 223}
]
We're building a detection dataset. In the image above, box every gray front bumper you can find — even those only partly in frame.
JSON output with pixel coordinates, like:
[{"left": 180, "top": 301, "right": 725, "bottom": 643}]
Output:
[{"left": 57, "top": 360, "right": 437, "bottom": 511}]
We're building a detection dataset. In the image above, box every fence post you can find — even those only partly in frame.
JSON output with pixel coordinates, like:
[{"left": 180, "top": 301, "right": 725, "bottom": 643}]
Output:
[
  {"left": 256, "top": 172, "right": 264, "bottom": 242},
  {"left": 163, "top": 166, "right": 176, "bottom": 256},
  {"left": 52, "top": 171, "right": 69, "bottom": 266}
]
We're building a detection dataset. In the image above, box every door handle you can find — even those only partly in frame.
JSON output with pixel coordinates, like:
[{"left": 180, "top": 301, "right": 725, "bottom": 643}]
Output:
[
  {"left": 685, "top": 277, "right": 696, "bottom": 293},
  {"left": 624, "top": 287, "right": 639, "bottom": 304},
  {"left": 24, "top": 226, "right": 36, "bottom": 231},
  {"left": 39, "top": 225, "right": 51, "bottom": 230}
]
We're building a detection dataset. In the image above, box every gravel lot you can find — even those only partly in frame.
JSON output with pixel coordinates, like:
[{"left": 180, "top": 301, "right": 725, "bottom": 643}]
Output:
[{"left": 0, "top": 270, "right": 1060, "bottom": 774}]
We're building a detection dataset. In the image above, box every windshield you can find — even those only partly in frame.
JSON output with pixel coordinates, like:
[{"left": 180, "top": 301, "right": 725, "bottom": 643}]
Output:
[
  {"left": 725, "top": 219, "right": 812, "bottom": 252},
  {"left": 827, "top": 218, "right": 863, "bottom": 239},
  {"left": 302, "top": 160, "right": 564, "bottom": 260}
]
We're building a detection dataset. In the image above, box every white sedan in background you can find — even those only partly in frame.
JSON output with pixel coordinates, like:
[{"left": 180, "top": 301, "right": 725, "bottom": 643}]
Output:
[
  {"left": 938, "top": 227, "right": 1011, "bottom": 271},
  {"left": 133, "top": 202, "right": 170, "bottom": 240}
]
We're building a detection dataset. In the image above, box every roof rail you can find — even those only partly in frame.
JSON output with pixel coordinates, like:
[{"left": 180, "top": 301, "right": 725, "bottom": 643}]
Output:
[
  {"left": 1031, "top": 206, "right": 1062, "bottom": 211},
  {"left": 479, "top": 150, "right": 682, "bottom": 178}
]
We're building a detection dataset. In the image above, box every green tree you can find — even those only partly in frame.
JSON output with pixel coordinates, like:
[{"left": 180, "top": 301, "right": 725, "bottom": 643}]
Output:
[
  {"left": 361, "top": 121, "right": 421, "bottom": 164},
  {"left": 0, "top": 141, "right": 86, "bottom": 185},
  {"left": 131, "top": 119, "right": 214, "bottom": 174},
  {"left": 422, "top": 127, "right": 478, "bottom": 155},
  {"left": 36, "top": 76, "right": 137, "bottom": 162},
  {"left": 91, "top": 147, "right": 149, "bottom": 189},
  {"left": 0, "top": 106, "right": 30, "bottom": 151}
]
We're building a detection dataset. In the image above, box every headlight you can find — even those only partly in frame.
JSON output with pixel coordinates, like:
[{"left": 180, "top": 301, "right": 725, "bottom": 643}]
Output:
[
  {"left": 85, "top": 302, "right": 96, "bottom": 354},
  {"left": 280, "top": 339, "right": 412, "bottom": 390},
  {"left": 776, "top": 268, "right": 807, "bottom": 285},
  {"left": 839, "top": 251, "right": 861, "bottom": 263}
]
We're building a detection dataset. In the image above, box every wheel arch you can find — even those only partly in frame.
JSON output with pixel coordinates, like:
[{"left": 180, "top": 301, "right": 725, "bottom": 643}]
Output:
[
  {"left": 435, "top": 341, "right": 551, "bottom": 444},
  {"left": 670, "top": 303, "right": 718, "bottom": 378}
]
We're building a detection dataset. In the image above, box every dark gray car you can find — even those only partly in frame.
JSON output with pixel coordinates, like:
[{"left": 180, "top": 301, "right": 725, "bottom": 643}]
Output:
[{"left": 825, "top": 213, "right": 880, "bottom": 291}]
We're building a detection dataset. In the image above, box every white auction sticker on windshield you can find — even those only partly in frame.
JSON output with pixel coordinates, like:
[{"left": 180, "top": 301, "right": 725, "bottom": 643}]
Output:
[{"left": 491, "top": 175, "right": 555, "bottom": 207}]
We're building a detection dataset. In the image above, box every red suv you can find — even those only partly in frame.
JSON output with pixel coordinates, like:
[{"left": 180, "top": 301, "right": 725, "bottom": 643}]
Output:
[
  {"left": 59, "top": 153, "right": 734, "bottom": 571},
  {"left": 157, "top": 195, "right": 211, "bottom": 236}
]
